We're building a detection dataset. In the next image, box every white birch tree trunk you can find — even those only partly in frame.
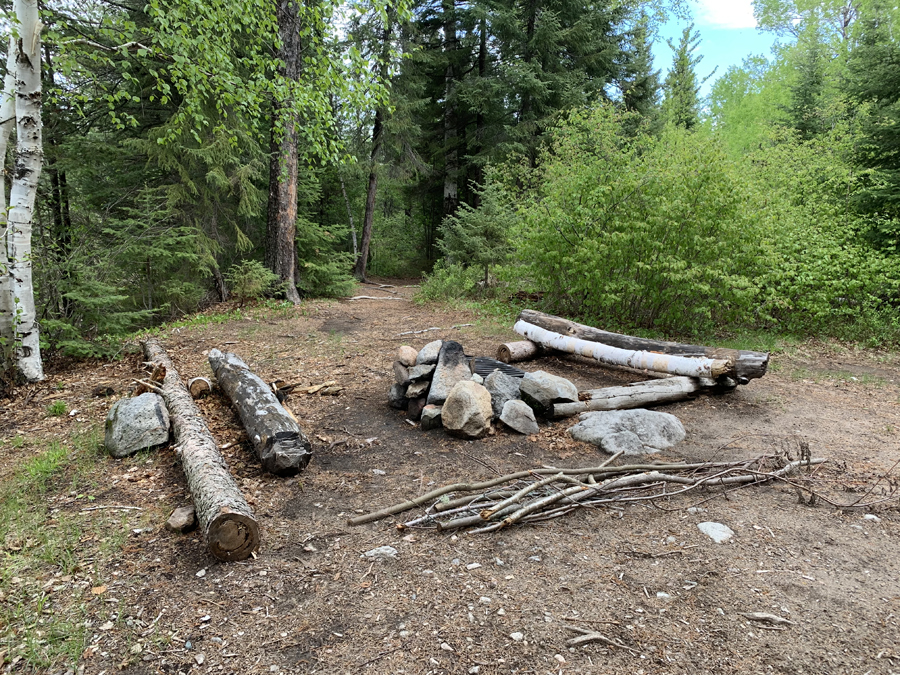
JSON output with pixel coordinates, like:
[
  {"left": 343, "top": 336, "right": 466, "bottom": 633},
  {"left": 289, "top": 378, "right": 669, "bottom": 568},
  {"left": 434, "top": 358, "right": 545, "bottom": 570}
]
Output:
[
  {"left": 4, "top": 1, "right": 44, "bottom": 381},
  {"left": 0, "top": 38, "right": 18, "bottom": 355}
]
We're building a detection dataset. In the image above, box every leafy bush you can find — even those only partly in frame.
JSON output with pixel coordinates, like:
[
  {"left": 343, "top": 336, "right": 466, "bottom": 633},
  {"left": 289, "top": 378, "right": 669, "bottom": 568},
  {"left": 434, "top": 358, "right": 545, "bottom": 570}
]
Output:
[
  {"left": 417, "top": 260, "right": 482, "bottom": 302},
  {"left": 225, "top": 260, "right": 280, "bottom": 305},
  {"left": 514, "top": 105, "right": 764, "bottom": 336}
]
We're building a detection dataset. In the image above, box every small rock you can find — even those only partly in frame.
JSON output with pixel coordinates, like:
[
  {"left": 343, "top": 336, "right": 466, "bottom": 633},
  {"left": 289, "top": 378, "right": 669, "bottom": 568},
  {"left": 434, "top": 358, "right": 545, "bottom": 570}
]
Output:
[
  {"left": 863, "top": 514, "right": 881, "bottom": 522},
  {"left": 442, "top": 381, "right": 493, "bottom": 439},
  {"left": 687, "top": 507, "right": 705, "bottom": 514},
  {"left": 398, "top": 345, "right": 418, "bottom": 367},
  {"left": 510, "top": 632, "right": 524, "bottom": 642},
  {"left": 165, "top": 505, "right": 197, "bottom": 534},
  {"left": 130, "top": 643, "right": 143, "bottom": 655},
  {"left": 372, "top": 469, "right": 386, "bottom": 476},
  {"left": 469, "top": 667, "right": 481, "bottom": 675},
  {"left": 479, "top": 596, "right": 491, "bottom": 604},
  {"left": 519, "top": 371, "right": 578, "bottom": 417},
  {"left": 420, "top": 405, "right": 443, "bottom": 431},
  {"left": 407, "top": 396, "right": 427, "bottom": 420},
  {"left": 427, "top": 341, "right": 472, "bottom": 406},
  {"left": 361, "top": 545, "right": 398, "bottom": 560},
  {"left": 416, "top": 340, "right": 443, "bottom": 365},
  {"left": 104, "top": 393, "right": 170, "bottom": 458},
  {"left": 393, "top": 361, "right": 411, "bottom": 386},
  {"left": 697, "top": 522, "right": 735, "bottom": 543},
  {"left": 194, "top": 653, "right": 205, "bottom": 666},
  {"left": 484, "top": 370, "right": 520, "bottom": 418},
  {"left": 499, "top": 400, "right": 539, "bottom": 435},
  {"left": 470, "top": 372, "right": 484, "bottom": 384},
  {"left": 466, "top": 563, "right": 482, "bottom": 570},
  {"left": 497, "top": 608, "right": 506, "bottom": 616},
  {"left": 388, "top": 383, "right": 408, "bottom": 409},
  {"left": 195, "top": 568, "right": 207, "bottom": 578},
  {"left": 567, "top": 409, "right": 686, "bottom": 455},
  {"left": 408, "top": 364, "right": 436, "bottom": 382},
  {"left": 99, "top": 621, "right": 114, "bottom": 631},
  {"left": 440, "top": 642, "right": 454, "bottom": 652},
  {"left": 656, "top": 592, "right": 673, "bottom": 601},
  {"left": 406, "top": 380, "right": 429, "bottom": 399},
  {"left": 555, "top": 654, "right": 566, "bottom": 664}
]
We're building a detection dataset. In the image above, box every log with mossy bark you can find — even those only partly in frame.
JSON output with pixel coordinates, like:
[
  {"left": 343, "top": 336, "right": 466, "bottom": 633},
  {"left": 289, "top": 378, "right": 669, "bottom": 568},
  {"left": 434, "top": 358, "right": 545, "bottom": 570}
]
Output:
[
  {"left": 552, "top": 376, "right": 736, "bottom": 418},
  {"left": 208, "top": 349, "right": 312, "bottom": 476},
  {"left": 516, "top": 310, "right": 768, "bottom": 383},
  {"left": 143, "top": 339, "right": 259, "bottom": 561}
]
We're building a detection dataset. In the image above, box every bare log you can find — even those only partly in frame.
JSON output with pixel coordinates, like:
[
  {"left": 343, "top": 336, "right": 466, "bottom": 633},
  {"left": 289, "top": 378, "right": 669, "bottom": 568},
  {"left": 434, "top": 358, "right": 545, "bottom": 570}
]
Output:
[
  {"left": 496, "top": 340, "right": 542, "bottom": 363},
  {"left": 515, "top": 320, "right": 732, "bottom": 379},
  {"left": 208, "top": 349, "right": 312, "bottom": 476},
  {"left": 518, "top": 310, "right": 768, "bottom": 383},
  {"left": 553, "top": 376, "right": 709, "bottom": 417},
  {"left": 188, "top": 377, "right": 212, "bottom": 399},
  {"left": 142, "top": 339, "right": 259, "bottom": 561}
]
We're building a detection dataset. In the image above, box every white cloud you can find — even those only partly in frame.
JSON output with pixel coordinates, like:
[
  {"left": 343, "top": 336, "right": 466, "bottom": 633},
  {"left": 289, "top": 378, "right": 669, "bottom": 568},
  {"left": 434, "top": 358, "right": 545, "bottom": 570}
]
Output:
[{"left": 695, "top": 0, "right": 758, "bottom": 29}]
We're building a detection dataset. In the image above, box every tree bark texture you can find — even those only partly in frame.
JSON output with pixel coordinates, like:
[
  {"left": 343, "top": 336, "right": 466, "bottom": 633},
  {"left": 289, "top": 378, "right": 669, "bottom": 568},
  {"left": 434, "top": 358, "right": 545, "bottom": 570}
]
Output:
[
  {"left": 5, "top": 2, "right": 44, "bottom": 381},
  {"left": 552, "top": 376, "right": 712, "bottom": 417},
  {"left": 0, "top": 37, "right": 17, "bottom": 357},
  {"left": 515, "top": 320, "right": 732, "bottom": 379},
  {"left": 208, "top": 349, "right": 311, "bottom": 475},
  {"left": 265, "top": 0, "right": 303, "bottom": 305},
  {"left": 143, "top": 339, "right": 260, "bottom": 561},
  {"left": 518, "top": 310, "right": 768, "bottom": 383},
  {"left": 496, "top": 340, "right": 543, "bottom": 363}
]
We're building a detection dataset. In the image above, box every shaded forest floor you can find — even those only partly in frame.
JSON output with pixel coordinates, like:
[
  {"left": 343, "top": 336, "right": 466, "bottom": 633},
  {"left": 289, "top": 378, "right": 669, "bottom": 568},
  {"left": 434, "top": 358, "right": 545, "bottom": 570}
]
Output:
[{"left": 2, "top": 280, "right": 900, "bottom": 675}]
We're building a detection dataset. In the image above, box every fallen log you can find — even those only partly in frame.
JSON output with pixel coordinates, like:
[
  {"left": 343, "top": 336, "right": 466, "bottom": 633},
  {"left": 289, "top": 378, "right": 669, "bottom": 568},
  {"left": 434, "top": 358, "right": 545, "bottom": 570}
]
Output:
[
  {"left": 208, "top": 349, "right": 312, "bottom": 476},
  {"left": 515, "top": 320, "right": 733, "bottom": 379},
  {"left": 553, "top": 376, "right": 706, "bottom": 417},
  {"left": 518, "top": 310, "right": 768, "bottom": 383},
  {"left": 188, "top": 377, "right": 212, "bottom": 399},
  {"left": 496, "top": 340, "right": 543, "bottom": 364},
  {"left": 142, "top": 339, "right": 259, "bottom": 561}
]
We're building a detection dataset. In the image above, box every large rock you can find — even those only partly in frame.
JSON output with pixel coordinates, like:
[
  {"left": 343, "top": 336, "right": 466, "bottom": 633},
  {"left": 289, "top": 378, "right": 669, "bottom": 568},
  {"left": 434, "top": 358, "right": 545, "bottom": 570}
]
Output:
[
  {"left": 166, "top": 505, "right": 197, "bottom": 533},
  {"left": 519, "top": 370, "right": 578, "bottom": 417},
  {"left": 406, "top": 380, "right": 429, "bottom": 399},
  {"left": 393, "top": 361, "right": 410, "bottom": 385},
  {"left": 416, "top": 340, "right": 443, "bottom": 366},
  {"left": 388, "top": 383, "right": 408, "bottom": 409},
  {"left": 408, "top": 364, "right": 435, "bottom": 382},
  {"left": 105, "top": 393, "right": 170, "bottom": 458},
  {"left": 398, "top": 345, "right": 418, "bottom": 368},
  {"left": 441, "top": 381, "right": 493, "bottom": 439},
  {"left": 426, "top": 341, "right": 471, "bottom": 406},
  {"left": 421, "top": 405, "right": 443, "bottom": 431},
  {"left": 500, "top": 400, "right": 539, "bottom": 435},
  {"left": 567, "top": 409, "right": 686, "bottom": 455},
  {"left": 484, "top": 370, "right": 520, "bottom": 419}
]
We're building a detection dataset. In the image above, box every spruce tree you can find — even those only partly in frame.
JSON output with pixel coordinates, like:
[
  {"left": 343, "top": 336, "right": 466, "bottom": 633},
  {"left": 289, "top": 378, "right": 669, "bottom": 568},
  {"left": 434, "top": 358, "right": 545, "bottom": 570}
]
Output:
[
  {"left": 620, "top": 13, "right": 661, "bottom": 121},
  {"left": 661, "top": 24, "right": 713, "bottom": 130}
]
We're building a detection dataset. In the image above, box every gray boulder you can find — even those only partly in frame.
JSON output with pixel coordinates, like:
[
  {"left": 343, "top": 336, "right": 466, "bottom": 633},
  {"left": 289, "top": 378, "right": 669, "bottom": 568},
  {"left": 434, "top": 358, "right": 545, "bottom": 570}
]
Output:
[
  {"left": 408, "top": 364, "right": 435, "bottom": 382},
  {"left": 484, "top": 370, "right": 521, "bottom": 419},
  {"left": 388, "top": 383, "right": 408, "bottom": 409},
  {"left": 519, "top": 370, "right": 578, "bottom": 417},
  {"left": 421, "top": 405, "right": 443, "bottom": 431},
  {"left": 500, "top": 400, "right": 539, "bottom": 435},
  {"left": 393, "top": 360, "right": 410, "bottom": 385},
  {"left": 441, "top": 381, "right": 493, "bottom": 439},
  {"left": 398, "top": 345, "right": 418, "bottom": 367},
  {"left": 416, "top": 340, "right": 443, "bottom": 366},
  {"left": 166, "top": 505, "right": 197, "bottom": 533},
  {"left": 406, "top": 380, "right": 429, "bottom": 399},
  {"left": 105, "top": 393, "right": 170, "bottom": 458},
  {"left": 567, "top": 409, "right": 685, "bottom": 456},
  {"left": 426, "top": 341, "right": 471, "bottom": 406}
]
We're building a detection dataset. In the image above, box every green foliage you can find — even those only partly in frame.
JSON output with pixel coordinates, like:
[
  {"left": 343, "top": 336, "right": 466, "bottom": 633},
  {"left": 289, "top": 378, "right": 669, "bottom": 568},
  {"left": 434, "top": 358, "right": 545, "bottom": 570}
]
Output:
[
  {"left": 515, "top": 104, "right": 762, "bottom": 336},
  {"left": 417, "top": 260, "right": 482, "bottom": 302},
  {"left": 225, "top": 260, "right": 280, "bottom": 305},
  {"left": 46, "top": 401, "right": 68, "bottom": 417},
  {"left": 661, "top": 24, "right": 712, "bottom": 130}
]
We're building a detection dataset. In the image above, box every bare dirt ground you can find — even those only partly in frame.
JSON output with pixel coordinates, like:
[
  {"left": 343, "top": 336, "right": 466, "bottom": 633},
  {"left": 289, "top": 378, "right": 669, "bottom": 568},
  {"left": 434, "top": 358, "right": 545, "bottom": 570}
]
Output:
[{"left": 3, "top": 280, "right": 900, "bottom": 675}]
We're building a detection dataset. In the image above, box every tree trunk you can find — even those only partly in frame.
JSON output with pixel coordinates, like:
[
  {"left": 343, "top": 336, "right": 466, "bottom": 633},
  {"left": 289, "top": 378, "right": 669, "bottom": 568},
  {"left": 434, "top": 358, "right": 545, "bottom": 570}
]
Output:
[
  {"left": 515, "top": 319, "right": 732, "bottom": 379},
  {"left": 265, "top": 0, "right": 303, "bottom": 305},
  {"left": 208, "top": 348, "right": 312, "bottom": 475},
  {"left": 4, "top": 1, "right": 44, "bottom": 382},
  {"left": 339, "top": 175, "right": 358, "bottom": 258},
  {"left": 552, "top": 376, "right": 719, "bottom": 418},
  {"left": 518, "top": 310, "right": 768, "bottom": 383},
  {"left": 143, "top": 339, "right": 260, "bottom": 561},
  {"left": 0, "top": 37, "right": 17, "bottom": 361},
  {"left": 442, "top": 0, "right": 459, "bottom": 221}
]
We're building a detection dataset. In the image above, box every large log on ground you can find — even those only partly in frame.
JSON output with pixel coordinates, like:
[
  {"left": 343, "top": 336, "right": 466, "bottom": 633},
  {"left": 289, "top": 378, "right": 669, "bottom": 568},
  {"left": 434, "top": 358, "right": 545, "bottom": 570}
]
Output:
[
  {"left": 515, "top": 321, "right": 732, "bottom": 379},
  {"left": 496, "top": 340, "right": 544, "bottom": 364},
  {"left": 518, "top": 310, "right": 768, "bottom": 383},
  {"left": 552, "top": 376, "right": 731, "bottom": 417},
  {"left": 143, "top": 339, "right": 259, "bottom": 561},
  {"left": 208, "top": 349, "right": 312, "bottom": 476}
]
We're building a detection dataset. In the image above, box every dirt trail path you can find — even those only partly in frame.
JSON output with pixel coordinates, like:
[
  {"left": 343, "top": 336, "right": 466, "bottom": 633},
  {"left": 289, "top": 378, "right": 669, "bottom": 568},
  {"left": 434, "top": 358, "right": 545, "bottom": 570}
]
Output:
[{"left": 3, "top": 282, "right": 900, "bottom": 675}]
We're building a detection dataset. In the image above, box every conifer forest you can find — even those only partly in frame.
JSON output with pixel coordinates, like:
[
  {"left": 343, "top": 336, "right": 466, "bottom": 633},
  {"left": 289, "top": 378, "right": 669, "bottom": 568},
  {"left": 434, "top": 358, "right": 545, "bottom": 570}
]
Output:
[{"left": 3, "top": 0, "right": 900, "bottom": 378}]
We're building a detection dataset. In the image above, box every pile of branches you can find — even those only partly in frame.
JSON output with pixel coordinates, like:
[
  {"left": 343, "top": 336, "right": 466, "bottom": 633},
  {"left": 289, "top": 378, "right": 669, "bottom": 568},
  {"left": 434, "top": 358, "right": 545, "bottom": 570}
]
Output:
[{"left": 349, "top": 454, "right": 827, "bottom": 534}]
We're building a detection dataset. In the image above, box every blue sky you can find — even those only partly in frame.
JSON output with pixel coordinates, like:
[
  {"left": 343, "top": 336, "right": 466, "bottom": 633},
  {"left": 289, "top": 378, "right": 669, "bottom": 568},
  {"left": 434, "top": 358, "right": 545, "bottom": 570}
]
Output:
[{"left": 651, "top": 0, "right": 783, "bottom": 97}]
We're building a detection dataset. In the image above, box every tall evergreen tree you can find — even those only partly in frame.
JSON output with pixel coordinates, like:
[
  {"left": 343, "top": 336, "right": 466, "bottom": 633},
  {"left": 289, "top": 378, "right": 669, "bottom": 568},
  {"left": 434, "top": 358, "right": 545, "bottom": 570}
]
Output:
[
  {"left": 620, "top": 13, "right": 661, "bottom": 119},
  {"left": 661, "top": 24, "right": 712, "bottom": 130}
]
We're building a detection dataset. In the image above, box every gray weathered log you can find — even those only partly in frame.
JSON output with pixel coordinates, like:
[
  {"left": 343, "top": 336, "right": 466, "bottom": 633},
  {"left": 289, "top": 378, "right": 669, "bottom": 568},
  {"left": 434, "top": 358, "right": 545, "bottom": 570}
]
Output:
[
  {"left": 208, "top": 349, "right": 312, "bottom": 476},
  {"left": 553, "top": 377, "right": 709, "bottom": 417},
  {"left": 143, "top": 339, "right": 259, "bottom": 561},
  {"left": 517, "top": 309, "right": 768, "bottom": 383}
]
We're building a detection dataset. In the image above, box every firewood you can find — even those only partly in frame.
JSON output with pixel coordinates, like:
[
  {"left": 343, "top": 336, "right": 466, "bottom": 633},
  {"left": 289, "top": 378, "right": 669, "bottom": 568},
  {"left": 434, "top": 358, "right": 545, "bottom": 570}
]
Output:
[
  {"left": 142, "top": 338, "right": 260, "bottom": 561},
  {"left": 208, "top": 349, "right": 312, "bottom": 476},
  {"left": 188, "top": 377, "right": 212, "bottom": 399},
  {"left": 552, "top": 376, "right": 710, "bottom": 417},
  {"left": 496, "top": 340, "right": 542, "bottom": 363}
]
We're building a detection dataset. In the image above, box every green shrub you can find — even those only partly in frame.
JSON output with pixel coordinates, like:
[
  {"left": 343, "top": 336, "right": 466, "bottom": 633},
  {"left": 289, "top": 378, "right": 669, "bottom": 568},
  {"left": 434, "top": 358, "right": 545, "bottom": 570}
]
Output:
[
  {"left": 225, "top": 259, "right": 280, "bottom": 305},
  {"left": 417, "top": 260, "right": 482, "bottom": 302},
  {"left": 46, "top": 401, "right": 68, "bottom": 417}
]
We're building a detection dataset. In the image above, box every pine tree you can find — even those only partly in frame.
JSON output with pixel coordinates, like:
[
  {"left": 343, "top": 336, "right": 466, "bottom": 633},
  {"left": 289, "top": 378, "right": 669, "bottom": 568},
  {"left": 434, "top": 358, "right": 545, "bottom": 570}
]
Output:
[
  {"left": 620, "top": 13, "right": 661, "bottom": 120},
  {"left": 661, "top": 24, "right": 713, "bottom": 130}
]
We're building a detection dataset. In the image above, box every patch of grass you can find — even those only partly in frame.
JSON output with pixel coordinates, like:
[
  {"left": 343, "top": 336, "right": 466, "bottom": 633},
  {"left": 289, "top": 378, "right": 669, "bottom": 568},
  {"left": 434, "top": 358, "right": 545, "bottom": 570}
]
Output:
[
  {"left": 46, "top": 400, "right": 67, "bottom": 417},
  {"left": 10, "top": 434, "right": 26, "bottom": 449}
]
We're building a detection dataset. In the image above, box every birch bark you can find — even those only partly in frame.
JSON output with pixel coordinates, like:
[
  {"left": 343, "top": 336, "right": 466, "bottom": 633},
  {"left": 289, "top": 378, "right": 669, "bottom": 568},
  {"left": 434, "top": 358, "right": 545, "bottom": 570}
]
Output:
[
  {"left": 4, "top": 1, "right": 44, "bottom": 381},
  {"left": 0, "top": 38, "right": 17, "bottom": 356}
]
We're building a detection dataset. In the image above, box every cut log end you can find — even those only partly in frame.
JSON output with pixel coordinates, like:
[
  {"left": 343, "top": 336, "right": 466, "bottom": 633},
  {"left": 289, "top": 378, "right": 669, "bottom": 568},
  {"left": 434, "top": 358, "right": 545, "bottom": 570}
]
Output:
[
  {"left": 188, "top": 377, "right": 213, "bottom": 399},
  {"left": 497, "top": 341, "right": 540, "bottom": 364},
  {"left": 262, "top": 432, "right": 312, "bottom": 477},
  {"left": 207, "top": 511, "right": 261, "bottom": 561}
]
